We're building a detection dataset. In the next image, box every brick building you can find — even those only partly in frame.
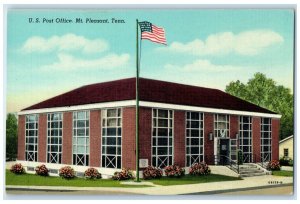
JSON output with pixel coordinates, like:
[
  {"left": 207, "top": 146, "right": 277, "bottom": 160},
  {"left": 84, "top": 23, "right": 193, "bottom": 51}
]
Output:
[{"left": 17, "top": 78, "right": 280, "bottom": 175}]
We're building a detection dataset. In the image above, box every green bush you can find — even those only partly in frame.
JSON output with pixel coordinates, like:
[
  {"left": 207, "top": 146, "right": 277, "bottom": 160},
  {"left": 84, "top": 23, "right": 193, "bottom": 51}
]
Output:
[
  {"left": 237, "top": 149, "right": 243, "bottom": 165},
  {"left": 279, "top": 157, "right": 292, "bottom": 166}
]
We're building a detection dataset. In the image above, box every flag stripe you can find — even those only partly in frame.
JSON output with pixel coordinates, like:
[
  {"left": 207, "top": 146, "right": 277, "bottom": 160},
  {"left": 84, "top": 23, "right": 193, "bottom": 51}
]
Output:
[
  {"left": 141, "top": 36, "right": 167, "bottom": 45},
  {"left": 152, "top": 27, "right": 164, "bottom": 34},
  {"left": 141, "top": 31, "right": 165, "bottom": 40},
  {"left": 141, "top": 33, "right": 166, "bottom": 42},
  {"left": 141, "top": 32, "right": 166, "bottom": 42},
  {"left": 152, "top": 28, "right": 164, "bottom": 34}
]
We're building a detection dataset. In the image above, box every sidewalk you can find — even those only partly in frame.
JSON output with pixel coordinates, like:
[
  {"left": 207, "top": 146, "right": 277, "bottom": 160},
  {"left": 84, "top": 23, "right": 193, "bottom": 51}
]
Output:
[{"left": 6, "top": 175, "right": 293, "bottom": 195}]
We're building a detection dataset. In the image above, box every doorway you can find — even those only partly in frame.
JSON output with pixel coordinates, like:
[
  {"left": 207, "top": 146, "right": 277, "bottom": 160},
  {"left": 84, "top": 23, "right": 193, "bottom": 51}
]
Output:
[{"left": 219, "top": 138, "right": 230, "bottom": 165}]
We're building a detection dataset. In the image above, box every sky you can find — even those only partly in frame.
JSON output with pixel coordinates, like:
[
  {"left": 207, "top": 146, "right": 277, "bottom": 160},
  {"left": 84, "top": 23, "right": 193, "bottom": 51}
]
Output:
[{"left": 6, "top": 9, "right": 295, "bottom": 113}]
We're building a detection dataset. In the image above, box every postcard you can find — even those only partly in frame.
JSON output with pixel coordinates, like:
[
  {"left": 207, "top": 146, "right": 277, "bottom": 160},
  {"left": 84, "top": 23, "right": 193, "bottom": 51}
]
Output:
[{"left": 4, "top": 6, "right": 294, "bottom": 198}]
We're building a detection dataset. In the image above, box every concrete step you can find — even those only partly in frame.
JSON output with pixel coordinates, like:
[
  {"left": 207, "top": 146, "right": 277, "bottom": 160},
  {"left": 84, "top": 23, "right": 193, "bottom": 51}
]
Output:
[
  {"left": 240, "top": 170, "right": 264, "bottom": 174},
  {"left": 237, "top": 163, "right": 269, "bottom": 177},
  {"left": 240, "top": 172, "right": 267, "bottom": 177}
]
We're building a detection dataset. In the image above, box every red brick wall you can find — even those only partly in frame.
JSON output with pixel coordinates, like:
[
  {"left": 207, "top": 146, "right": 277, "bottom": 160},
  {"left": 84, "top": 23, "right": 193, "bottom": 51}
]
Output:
[
  {"left": 252, "top": 117, "right": 261, "bottom": 162},
  {"left": 174, "top": 110, "right": 185, "bottom": 167},
  {"left": 204, "top": 113, "right": 214, "bottom": 164},
  {"left": 62, "top": 112, "right": 72, "bottom": 164},
  {"left": 230, "top": 115, "right": 239, "bottom": 139},
  {"left": 38, "top": 114, "right": 47, "bottom": 162},
  {"left": 17, "top": 115, "right": 25, "bottom": 160},
  {"left": 122, "top": 107, "right": 136, "bottom": 170},
  {"left": 272, "top": 119, "right": 280, "bottom": 161},
  {"left": 139, "top": 107, "right": 152, "bottom": 167},
  {"left": 90, "top": 110, "right": 101, "bottom": 167}
]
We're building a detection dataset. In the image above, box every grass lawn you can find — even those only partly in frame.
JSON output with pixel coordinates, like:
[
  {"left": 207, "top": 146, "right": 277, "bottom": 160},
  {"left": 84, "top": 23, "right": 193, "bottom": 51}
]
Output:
[
  {"left": 5, "top": 170, "right": 150, "bottom": 188},
  {"left": 148, "top": 174, "right": 242, "bottom": 186},
  {"left": 272, "top": 170, "right": 293, "bottom": 177}
]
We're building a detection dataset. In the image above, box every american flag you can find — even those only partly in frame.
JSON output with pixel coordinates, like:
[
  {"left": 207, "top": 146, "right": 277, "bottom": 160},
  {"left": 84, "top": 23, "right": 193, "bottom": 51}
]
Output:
[{"left": 138, "top": 21, "right": 166, "bottom": 45}]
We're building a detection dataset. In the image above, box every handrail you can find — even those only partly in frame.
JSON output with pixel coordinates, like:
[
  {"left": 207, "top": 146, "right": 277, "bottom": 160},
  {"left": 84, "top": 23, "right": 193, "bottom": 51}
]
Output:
[
  {"left": 244, "top": 153, "right": 270, "bottom": 169},
  {"left": 216, "top": 154, "right": 240, "bottom": 174}
]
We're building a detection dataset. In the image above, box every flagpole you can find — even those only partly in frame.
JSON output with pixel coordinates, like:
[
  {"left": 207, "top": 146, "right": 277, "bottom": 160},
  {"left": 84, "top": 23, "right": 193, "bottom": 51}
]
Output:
[{"left": 135, "top": 19, "right": 140, "bottom": 182}]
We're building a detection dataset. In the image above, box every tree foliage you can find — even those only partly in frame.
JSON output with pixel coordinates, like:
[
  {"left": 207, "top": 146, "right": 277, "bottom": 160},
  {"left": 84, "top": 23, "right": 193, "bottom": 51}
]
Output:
[
  {"left": 225, "top": 73, "right": 293, "bottom": 140},
  {"left": 6, "top": 113, "right": 18, "bottom": 160}
]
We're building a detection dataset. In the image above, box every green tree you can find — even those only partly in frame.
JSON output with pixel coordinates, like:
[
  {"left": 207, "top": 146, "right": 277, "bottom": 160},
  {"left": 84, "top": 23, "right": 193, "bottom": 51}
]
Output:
[
  {"left": 6, "top": 113, "right": 18, "bottom": 160},
  {"left": 225, "top": 73, "right": 293, "bottom": 140}
]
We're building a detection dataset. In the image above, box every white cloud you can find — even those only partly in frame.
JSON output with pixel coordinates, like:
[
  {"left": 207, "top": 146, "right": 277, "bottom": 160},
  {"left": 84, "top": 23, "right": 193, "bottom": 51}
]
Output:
[
  {"left": 159, "top": 30, "right": 283, "bottom": 56},
  {"left": 21, "top": 33, "right": 109, "bottom": 54},
  {"left": 165, "top": 59, "right": 242, "bottom": 73},
  {"left": 40, "top": 53, "right": 130, "bottom": 71}
]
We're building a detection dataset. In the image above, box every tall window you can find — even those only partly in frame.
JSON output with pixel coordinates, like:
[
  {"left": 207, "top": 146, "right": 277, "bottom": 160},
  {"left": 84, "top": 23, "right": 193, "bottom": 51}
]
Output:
[
  {"left": 47, "top": 113, "right": 62, "bottom": 164},
  {"left": 102, "top": 108, "right": 122, "bottom": 169},
  {"left": 239, "top": 116, "right": 252, "bottom": 163},
  {"left": 186, "top": 112, "right": 204, "bottom": 166},
  {"left": 25, "top": 114, "right": 38, "bottom": 161},
  {"left": 152, "top": 109, "right": 173, "bottom": 168},
  {"left": 261, "top": 118, "right": 272, "bottom": 162},
  {"left": 73, "top": 111, "right": 90, "bottom": 166},
  {"left": 214, "top": 114, "right": 229, "bottom": 138},
  {"left": 230, "top": 139, "right": 238, "bottom": 161}
]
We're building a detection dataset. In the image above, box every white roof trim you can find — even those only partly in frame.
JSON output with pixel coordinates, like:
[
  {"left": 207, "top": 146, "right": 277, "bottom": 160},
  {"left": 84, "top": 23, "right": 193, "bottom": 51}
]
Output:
[
  {"left": 18, "top": 100, "right": 281, "bottom": 118},
  {"left": 18, "top": 100, "right": 136, "bottom": 115},
  {"left": 279, "top": 135, "right": 293, "bottom": 143},
  {"left": 139, "top": 101, "right": 281, "bottom": 118}
]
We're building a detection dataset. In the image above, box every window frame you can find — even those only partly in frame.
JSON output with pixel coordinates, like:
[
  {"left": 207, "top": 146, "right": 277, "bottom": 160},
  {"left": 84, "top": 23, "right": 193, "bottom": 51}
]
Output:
[
  {"left": 151, "top": 108, "right": 174, "bottom": 168},
  {"left": 214, "top": 114, "right": 230, "bottom": 138},
  {"left": 239, "top": 116, "right": 253, "bottom": 163},
  {"left": 284, "top": 148, "right": 289, "bottom": 157},
  {"left": 46, "top": 112, "right": 63, "bottom": 164},
  {"left": 72, "top": 110, "right": 90, "bottom": 166},
  {"left": 101, "top": 108, "right": 122, "bottom": 169},
  {"left": 185, "top": 111, "right": 204, "bottom": 167},
  {"left": 25, "top": 114, "right": 39, "bottom": 162},
  {"left": 260, "top": 118, "right": 272, "bottom": 162}
]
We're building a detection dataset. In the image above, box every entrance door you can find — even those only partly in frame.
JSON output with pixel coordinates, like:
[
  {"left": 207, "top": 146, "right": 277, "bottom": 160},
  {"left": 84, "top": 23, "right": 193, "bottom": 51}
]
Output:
[{"left": 219, "top": 139, "right": 230, "bottom": 165}]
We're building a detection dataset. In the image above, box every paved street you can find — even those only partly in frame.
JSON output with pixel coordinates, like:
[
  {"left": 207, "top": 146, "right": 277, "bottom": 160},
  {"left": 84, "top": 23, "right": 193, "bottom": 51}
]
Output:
[
  {"left": 6, "top": 189, "right": 140, "bottom": 196},
  {"left": 5, "top": 174, "right": 293, "bottom": 196},
  {"left": 6, "top": 185, "right": 293, "bottom": 197},
  {"left": 218, "top": 185, "right": 293, "bottom": 195}
]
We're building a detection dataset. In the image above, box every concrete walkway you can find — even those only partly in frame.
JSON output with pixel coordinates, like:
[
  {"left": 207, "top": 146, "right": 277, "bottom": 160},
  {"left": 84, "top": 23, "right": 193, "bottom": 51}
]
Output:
[{"left": 6, "top": 175, "right": 293, "bottom": 195}]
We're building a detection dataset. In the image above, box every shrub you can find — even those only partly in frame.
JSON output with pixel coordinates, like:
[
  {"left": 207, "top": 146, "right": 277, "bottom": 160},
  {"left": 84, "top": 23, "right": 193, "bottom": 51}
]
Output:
[
  {"left": 164, "top": 165, "right": 185, "bottom": 177},
  {"left": 112, "top": 168, "right": 134, "bottom": 180},
  {"left": 143, "top": 166, "right": 163, "bottom": 180},
  {"left": 10, "top": 163, "right": 25, "bottom": 174},
  {"left": 237, "top": 149, "right": 243, "bottom": 165},
  {"left": 59, "top": 166, "right": 75, "bottom": 179},
  {"left": 267, "top": 160, "right": 281, "bottom": 171},
  {"left": 35, "top": 164, "right": 49, "bottom": 176},
  {"left": 84, "top": 167, "right": 102, "bottom": 180},
  {"left": 189, "top": 162, "right": 211, "bottom": 176},
  {"left": 279, "top": 157, "right": 293, "bottom": 166}
]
